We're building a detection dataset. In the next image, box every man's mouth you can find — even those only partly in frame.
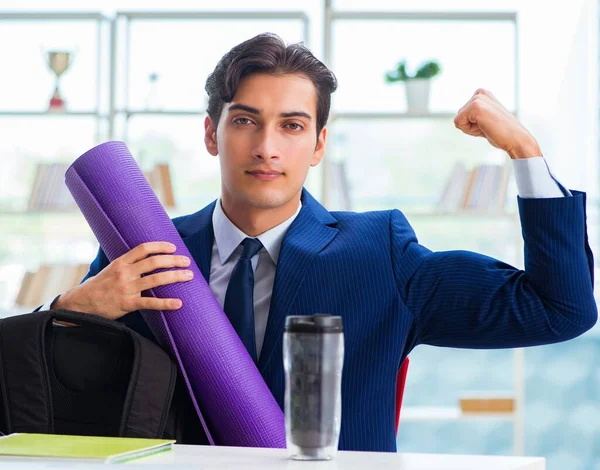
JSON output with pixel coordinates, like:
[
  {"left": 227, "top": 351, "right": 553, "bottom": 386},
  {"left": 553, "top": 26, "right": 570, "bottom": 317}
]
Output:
[{"left": 246, "top": 170, "right": 283, "bottom": 181}]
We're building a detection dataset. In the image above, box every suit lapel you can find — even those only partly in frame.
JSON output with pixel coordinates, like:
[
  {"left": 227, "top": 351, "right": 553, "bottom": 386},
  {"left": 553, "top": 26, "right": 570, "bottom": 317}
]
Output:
[
  {"left": 180, "top": 201, "right": 216, "bottom": 283},
  {"left": 258, "top": 190, "right": 339, "bottom": 372}
]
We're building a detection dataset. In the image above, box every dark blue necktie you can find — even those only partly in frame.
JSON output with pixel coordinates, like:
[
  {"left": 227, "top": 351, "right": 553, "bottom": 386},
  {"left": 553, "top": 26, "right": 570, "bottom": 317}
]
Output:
[{"left": 224, "top": 237, "right": 263, "bottom": 363}]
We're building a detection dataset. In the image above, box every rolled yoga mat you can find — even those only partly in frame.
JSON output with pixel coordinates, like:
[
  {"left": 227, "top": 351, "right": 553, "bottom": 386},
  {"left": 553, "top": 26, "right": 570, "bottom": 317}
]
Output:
[{"left": 65, "top": 141, "right": 286, "bottom": 448}]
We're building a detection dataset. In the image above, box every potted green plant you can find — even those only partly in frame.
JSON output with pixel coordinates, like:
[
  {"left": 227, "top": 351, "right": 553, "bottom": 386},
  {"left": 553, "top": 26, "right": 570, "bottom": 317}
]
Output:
[{"left": 385, "top": 60, "right": 441, "bottom": 112}]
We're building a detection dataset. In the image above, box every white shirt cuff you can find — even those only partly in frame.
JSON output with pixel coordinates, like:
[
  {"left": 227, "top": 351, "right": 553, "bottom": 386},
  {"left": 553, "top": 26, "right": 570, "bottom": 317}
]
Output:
[
  {"left": 39, "top": 295, "right": 60, "bottom": 312},
  {"left": 512, "top": 157, "right": 571, "bottom": 198}
]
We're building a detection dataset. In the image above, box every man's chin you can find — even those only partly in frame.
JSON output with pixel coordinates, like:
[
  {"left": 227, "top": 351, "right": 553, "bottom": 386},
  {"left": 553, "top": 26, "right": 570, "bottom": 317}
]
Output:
[{"left": 240, "top": 190, "right": 297, "bottom": 210}]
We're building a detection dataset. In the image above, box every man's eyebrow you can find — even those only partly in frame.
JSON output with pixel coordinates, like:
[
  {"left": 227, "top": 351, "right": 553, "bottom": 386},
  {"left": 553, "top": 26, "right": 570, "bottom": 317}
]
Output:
[
  {"left": 229, "top": 103, "right": 312, "bottom": 120},
  {"left": 280, "top": 111, "right": 312, "bottom": 120},
  {"left": 229, "top": 103, "right": 260, "bottom": 114}
]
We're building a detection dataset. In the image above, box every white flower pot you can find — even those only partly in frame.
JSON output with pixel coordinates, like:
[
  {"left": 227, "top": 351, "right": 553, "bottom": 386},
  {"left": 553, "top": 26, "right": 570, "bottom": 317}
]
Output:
[{"left": 404, "top": 79, "right": 431, "bottom": 113}]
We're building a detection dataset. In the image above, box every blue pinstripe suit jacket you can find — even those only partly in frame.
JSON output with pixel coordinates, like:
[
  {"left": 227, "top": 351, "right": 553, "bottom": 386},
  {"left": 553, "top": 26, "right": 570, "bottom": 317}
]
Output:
[{"left": 85, "top": 188, "right": 597, "bottom": 452}]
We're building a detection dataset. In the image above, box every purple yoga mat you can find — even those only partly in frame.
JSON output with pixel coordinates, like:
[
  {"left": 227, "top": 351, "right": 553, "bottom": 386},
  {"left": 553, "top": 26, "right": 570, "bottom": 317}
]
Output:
[{"left": 65, "top": 141, "right": 285, "bottom": 448}]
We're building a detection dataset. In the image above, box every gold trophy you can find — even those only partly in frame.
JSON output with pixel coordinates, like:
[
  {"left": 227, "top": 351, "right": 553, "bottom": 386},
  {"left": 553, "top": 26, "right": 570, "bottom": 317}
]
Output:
[{"left": 45, "top": 50, "right": 74, "bottom": 111}]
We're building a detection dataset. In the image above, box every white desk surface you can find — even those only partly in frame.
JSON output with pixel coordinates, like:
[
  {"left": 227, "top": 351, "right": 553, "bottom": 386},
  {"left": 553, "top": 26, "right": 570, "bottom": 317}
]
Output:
[{"left": 0, "top": 444, "right": 546, "bottom": 469}]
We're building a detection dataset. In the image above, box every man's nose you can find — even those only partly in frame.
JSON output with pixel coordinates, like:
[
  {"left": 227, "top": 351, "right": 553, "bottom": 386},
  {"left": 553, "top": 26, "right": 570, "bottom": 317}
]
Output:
[{"left": 251, "top": 127, "right": 280, "bottom": 161}]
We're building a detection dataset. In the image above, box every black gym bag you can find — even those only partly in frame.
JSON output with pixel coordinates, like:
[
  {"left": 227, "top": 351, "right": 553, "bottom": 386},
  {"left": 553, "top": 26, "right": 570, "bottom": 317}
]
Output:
[{"left": 0, "top": 309, "right": 207, "bottom": 444}]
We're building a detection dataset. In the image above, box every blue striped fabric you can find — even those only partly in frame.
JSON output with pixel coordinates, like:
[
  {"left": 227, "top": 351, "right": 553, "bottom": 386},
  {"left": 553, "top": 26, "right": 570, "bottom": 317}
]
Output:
[{"left": 83, "top": 188, "right": 597, "bottom": 452}]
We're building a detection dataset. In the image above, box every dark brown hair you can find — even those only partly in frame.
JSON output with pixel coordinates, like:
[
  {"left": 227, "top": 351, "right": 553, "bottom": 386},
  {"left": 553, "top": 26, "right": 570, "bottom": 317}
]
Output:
[{"left": 205, "top": 33, "right": 337, "bottom": 137}]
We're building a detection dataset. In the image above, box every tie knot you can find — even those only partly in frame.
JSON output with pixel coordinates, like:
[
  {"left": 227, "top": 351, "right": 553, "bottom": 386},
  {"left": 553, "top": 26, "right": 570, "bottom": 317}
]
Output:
[{"left": 241, "top": 237, "right": 263, "bottom": 259}]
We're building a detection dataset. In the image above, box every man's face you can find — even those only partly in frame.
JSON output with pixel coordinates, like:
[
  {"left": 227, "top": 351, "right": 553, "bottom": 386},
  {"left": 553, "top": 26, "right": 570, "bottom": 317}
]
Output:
[{"left": 204, "top": 72, "right": 326, "bottom": 211}]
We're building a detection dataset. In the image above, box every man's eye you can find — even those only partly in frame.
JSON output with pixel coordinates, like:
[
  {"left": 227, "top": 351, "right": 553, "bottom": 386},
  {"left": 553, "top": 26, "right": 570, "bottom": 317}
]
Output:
[
  {"left": 234, "top": 117, "right": 252, "bottom": 125},
  {"left": 285, "top": 123, "right": 303, "bottom": 131}
]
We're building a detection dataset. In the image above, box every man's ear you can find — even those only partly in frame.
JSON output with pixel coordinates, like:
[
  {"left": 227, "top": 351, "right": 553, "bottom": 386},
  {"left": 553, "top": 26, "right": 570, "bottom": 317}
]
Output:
[
  {"left": 204, "top": 115, "right": 218, "bottom": 156},
  {"left": 310, "top": 127, "right": 327, "bottom": 167}
]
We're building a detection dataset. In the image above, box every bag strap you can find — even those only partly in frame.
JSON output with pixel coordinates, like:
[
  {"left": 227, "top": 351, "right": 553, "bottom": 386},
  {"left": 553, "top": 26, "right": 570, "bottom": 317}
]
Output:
[
  {"left": 0, "top": 346, "right": 5, "bottom": 435},
  {"left": 0, "top": 312, "right": 54, "bottom": 434},
  {"left": 50, "top": 308, "right": 131, "bottom": 332},
  {"left": 51, "top": 309, "right": 177, "bottom": 438},
  {"left": 119, "top": 329, "right": 177, "bottom": 438}
]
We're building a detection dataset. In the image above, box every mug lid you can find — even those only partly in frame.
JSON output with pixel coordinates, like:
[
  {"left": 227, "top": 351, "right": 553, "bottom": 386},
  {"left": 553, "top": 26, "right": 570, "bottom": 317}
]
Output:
[{"left": 285, "top": 314, "right": 343, "bottom": 333}]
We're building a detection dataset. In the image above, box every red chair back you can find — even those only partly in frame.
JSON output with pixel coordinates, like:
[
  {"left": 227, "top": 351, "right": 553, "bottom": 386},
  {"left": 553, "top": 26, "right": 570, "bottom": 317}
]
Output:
[{"left": 395, "top": 357, "right": 410, "bottom": 435}]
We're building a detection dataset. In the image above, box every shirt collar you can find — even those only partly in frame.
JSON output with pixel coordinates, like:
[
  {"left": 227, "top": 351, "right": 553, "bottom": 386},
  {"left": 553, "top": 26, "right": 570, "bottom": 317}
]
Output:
[{"left": 212, "top": 199, "right": 302, "bottom": 265}]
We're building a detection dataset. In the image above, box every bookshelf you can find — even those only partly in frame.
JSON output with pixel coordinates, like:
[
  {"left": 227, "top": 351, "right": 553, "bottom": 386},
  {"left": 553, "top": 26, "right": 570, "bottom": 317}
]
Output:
[
  {"left": 116, "top": 110, "right": 206, "bottom": 116},
  {"left": 0, "top": 111, "right": 107, "bottom": 117},
  {"left": 401, "top": 406, "right": 516, "bottom": 422},
  {"left": 330, "top": 111, "right": 458, "bottom": 120}
]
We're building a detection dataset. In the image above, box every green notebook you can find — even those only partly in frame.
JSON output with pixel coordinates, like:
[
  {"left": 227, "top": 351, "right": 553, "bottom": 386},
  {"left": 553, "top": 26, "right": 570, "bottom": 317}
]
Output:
[{"left": 0, "top": 433, "right": 175, "bottom": 463}]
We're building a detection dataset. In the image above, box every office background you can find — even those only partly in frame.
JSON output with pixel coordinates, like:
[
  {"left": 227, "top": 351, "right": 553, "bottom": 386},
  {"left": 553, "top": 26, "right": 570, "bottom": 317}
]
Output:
[{"left": 0, "top": 1, "right": 598, "bottom": 469}]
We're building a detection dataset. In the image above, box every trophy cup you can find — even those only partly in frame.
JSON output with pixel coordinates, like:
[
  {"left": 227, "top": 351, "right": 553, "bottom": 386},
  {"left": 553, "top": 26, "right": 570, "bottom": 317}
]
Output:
[{"left": 45, "top": 50, "right": 74, "bottom": 111}]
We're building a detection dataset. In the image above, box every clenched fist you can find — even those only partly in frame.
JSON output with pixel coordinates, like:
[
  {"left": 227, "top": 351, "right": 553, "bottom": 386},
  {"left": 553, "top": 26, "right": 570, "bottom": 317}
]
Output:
[{"left": 454, "top": 88, "right": 542, "bottom": 160}]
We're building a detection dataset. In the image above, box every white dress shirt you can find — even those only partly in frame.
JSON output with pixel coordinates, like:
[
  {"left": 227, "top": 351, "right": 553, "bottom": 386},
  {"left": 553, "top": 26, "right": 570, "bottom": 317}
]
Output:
[
  {"left": 42, "top": 156, "right": 568, "bottom": 353},
  {"left": 210, "top": 199, "right": 302, "bottom": 358}
]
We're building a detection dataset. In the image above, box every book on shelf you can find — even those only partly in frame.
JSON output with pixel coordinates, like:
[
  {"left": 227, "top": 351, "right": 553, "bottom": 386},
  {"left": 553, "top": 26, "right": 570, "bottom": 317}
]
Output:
[
  {"left": 26, "top": 161, "right": 176, "bottom": 212},
  {"left": 437, "top": 162, "right": 510, "bottom": 214},
  {"left": 15, "top": 264, "right": 89, "bottom": 309},
  {"left": 144, "top": 162, "right": 176, "bottom": 208},
  {"left": 459, "top": 392, "right": 515, "bottom": 414},
  {"left": 28, "top": 163, "right": 77, "bottom": 212}
]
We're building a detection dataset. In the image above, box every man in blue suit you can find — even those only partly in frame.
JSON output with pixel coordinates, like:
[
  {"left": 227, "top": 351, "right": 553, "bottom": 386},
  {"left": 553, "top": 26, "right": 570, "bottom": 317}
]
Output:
[{"left": 45, "top": 33, "right": 597, "bottom": 452}]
